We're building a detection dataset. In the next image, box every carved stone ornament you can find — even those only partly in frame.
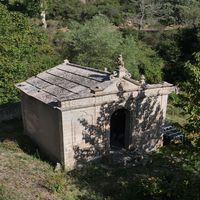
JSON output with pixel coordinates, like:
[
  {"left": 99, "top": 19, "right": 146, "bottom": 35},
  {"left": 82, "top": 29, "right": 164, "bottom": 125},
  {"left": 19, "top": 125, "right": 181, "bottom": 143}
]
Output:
[
  {"left": 64, "top": 59, "right": 70, "bottom": 64},
  {"left": 117, "top": 54, "right": 125, "bottom": 68},
  {"left": 109, "top": 71, "right": 118, "bottom": 79},
  {"left": 110, "top": 54, "right": 131, "bottom": 79},
  {"left": 116, "top": 80, "right": 125, "bottom": 92},
  {"left": 118, "top": 65, "right": 131, "bottom": 79},
  {"left": 140, "top": 74, "right": 146, "bottom": 85}
]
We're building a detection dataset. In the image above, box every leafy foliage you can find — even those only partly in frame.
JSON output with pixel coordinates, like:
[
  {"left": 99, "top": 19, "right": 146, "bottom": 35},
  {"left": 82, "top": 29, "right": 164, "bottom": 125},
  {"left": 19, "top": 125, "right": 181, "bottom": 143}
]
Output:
[
  {"left": 0, "top": 4, "right": 60, "bottom": 104},
  {"left": 180, "top": 0, "right": 200, "bottom": 27},
  {"left": 1, "top": 0, "right": 200, "bottom": 28},
  {"left": 23, "top": 0, "right": 41, "bottom": 17},
  {"left": 46, "top": 0, "right": 83, "bottom": 22},
  {"left": 181, "top": 52, "right": 200, "bottom": 134},
  {"left": 122, "top": 36, "right": 163, "bottom": 82},
  {"left": 63, "top": 16, "right": 122, "bottom": 71},
  {"left": 60, "top": 16, "right": 163, "bottom": 83},
  {"left": 139, "top": 27, "right": 200, "bottom": 83}
]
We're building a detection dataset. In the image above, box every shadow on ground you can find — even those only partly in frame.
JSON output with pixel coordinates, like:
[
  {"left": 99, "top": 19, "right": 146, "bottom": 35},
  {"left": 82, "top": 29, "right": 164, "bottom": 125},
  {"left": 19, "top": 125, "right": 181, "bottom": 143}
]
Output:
[
  {"left": 0, "top": 119, "right": 52, "bottom": 163},
  {"left": 70, "top": 145, "right": 200, "bottom": 200},
  {"left": 0, "top": 119, "right": 200, "bottom": 200}
]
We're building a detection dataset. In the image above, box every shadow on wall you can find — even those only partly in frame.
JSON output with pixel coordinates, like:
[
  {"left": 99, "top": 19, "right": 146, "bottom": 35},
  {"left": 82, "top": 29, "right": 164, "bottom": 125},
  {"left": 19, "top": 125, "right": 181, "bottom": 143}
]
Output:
[
  {"left": 73, "top": 86, "right": 164, "bottom": 166},
  {"left": 0, "top": 102, "right": 21, "bottom": 123},
  {"left": 0, "top": 119, "right": 55, "bottom": 165}
]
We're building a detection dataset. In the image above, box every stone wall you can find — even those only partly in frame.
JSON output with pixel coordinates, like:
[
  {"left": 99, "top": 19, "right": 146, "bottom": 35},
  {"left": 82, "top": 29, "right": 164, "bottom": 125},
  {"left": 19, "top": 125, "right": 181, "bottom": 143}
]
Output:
[
  {"left": 61, "top": 89, "right": 168, "bottom": 169},
  {"left": 0, "top": 102, "right": 21, "bottom": 123},
  {"left": 21, "top": 92, "right": 62, "bottom": 163},
  {"left": 18, "top": 79, "right": 172, "bottom": 169}
]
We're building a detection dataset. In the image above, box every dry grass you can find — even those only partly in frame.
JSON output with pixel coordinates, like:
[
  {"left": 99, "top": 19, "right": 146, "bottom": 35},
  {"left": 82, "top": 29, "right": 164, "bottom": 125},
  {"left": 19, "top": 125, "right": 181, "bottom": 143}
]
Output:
[
  {"left": 0, "top": 119, "right": 200, "bottom": 200},
  {"left": 0, "top": 120, "right": 77, "bottom": 200}
]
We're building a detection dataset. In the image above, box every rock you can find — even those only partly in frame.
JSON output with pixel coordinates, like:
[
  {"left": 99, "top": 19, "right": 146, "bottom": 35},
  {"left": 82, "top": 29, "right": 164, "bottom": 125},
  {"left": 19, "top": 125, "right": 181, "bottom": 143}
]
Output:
[
  {"left": 54, "top": 162, "right": 62, "bottom": 172},
  {"left": 77, "top": 164, "right": 84, "bottom": 169},
  {"left": 123, "top": 156, "right": 132, "bottom": 166}
]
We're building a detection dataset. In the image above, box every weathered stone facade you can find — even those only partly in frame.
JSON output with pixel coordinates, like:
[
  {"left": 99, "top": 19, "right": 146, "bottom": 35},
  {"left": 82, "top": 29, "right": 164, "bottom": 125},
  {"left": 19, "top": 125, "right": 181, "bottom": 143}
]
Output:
[{"left": 16, "top": 58, "right": 174, "bottom": 169}]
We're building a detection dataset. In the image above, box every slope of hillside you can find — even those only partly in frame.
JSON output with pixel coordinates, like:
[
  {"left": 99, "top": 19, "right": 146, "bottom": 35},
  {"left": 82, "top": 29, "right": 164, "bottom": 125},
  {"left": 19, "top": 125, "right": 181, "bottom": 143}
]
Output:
[{"left": 0, "top": 119, "right": 200, "bottom": 200}]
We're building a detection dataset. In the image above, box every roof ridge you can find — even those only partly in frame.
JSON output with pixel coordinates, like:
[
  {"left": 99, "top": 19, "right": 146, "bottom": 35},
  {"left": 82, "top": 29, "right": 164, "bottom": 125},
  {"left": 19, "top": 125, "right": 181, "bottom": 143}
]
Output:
[
  {"left": 56, "top": 66, "right": 105, "bottom": 83},
  {"left": 123, "top": 77, "right": 141, "bottom": 86},
  {"left": 67, "top": 62, "right": 111, "bottom": 75}
]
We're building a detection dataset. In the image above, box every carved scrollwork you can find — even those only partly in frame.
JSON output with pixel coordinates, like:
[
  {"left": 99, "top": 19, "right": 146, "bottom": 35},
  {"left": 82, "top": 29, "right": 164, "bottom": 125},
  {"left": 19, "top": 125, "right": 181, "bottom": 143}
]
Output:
[
  {"left": 109, "top": 71, "right": 118, "bottom": 79},
  {"left": 110, "top": 54, "right": 132, "bottom": 79}
]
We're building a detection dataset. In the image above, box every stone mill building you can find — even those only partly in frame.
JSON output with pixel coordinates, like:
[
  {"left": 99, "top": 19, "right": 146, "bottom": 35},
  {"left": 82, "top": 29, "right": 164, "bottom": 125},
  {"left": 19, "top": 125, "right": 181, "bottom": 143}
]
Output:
[{"left": 16, "top": 56, "right": 174, "bottom": 169}]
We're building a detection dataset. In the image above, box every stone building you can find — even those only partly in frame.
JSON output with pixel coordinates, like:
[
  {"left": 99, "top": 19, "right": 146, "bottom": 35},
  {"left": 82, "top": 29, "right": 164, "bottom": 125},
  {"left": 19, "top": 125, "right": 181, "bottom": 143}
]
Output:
[{"left": 16, "top": 56, "right": 174, "bottom": 169}]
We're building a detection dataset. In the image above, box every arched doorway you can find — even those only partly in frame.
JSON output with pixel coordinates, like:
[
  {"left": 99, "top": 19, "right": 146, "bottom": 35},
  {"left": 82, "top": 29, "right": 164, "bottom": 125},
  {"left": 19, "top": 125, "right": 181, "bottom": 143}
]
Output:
[{"left": 110, "top": 108, "right": 129, "bottom": 149}]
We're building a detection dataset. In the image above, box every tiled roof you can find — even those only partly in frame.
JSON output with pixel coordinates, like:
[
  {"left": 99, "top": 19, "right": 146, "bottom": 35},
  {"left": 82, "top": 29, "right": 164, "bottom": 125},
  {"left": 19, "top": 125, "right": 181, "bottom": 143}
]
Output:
[
  {"left": 16, "top": 62, "right": 111, "bottom": 106},
  {"left": 16, "top": 61, "right": 174, "bottom": 107}
]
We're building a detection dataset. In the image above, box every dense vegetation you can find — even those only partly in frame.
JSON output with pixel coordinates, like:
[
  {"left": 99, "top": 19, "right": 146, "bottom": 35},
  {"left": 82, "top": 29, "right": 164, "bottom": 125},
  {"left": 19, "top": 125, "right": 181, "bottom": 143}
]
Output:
[
  {"left": 0, "top": 0, "right": 200, "bottom": 199},
  {"left": 0, "top": 4, "right": 61, "bottom": 104},
  {"left": 58, "top": 15, "right": 163, "bottom": 82},
  {"left": 0, "top": 0, "right": 199, "bottom": 129}
]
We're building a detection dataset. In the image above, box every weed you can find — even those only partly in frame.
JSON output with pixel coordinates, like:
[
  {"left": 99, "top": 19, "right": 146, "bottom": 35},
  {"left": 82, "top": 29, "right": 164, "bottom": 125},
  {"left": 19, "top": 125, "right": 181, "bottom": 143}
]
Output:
[
  {"left": 0, "top": 118, "right": 200, "bottom": 200},
  {"left": 43, "top": 172, "right": 67, "bottom": 193},
  {"left": 0, "top": 185, "right": 16, "bottom": 200}
]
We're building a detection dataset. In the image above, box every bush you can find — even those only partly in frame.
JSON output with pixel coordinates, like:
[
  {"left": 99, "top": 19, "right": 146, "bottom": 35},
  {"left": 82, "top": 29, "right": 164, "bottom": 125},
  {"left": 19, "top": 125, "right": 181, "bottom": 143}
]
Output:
[
  {"left": 181, "top": 53, "right": 200, "bottom": 134},
  {"left": 63, "top": 15, "right": 122, "bottom": 70},
  {"left": 0, "top": 4, "right": 61, "bottom": 104},
  {"left": 44, "top": 172, "right": 66, "bottom": 193}
]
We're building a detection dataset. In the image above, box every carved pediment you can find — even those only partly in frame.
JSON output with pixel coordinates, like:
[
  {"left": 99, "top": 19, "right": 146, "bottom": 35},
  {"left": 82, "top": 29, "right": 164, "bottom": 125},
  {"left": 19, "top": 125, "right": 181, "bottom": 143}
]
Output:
[{"left": 96, "top": 78, "right": 141, "bottom": 95}]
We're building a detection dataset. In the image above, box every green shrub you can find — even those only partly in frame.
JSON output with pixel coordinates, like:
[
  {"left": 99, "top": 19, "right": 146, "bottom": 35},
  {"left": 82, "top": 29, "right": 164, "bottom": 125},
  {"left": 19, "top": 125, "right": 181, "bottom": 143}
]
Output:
[
  {"left": 44, "top": 172, "right": 66, "bottom": 193},
  {"left": 0, "top": 4, "right": 61, "bottom": 105}
]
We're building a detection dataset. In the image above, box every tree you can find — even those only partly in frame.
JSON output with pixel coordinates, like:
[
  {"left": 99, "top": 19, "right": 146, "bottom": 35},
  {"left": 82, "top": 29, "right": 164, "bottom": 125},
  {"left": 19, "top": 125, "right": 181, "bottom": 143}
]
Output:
[
  {"left": 60, "top": 16, "right": 163, "bottom": 83},
  {"left": 181, "top": 0, "right": 200, "bottom": 27},
  {"left": 46, "top": 0, "right": 83, "bottom": 22},
  {"left": 119, "top": 0, "right": 161, "bottom": 30},
  {"left": 23, "top": 0, "right": 41, "bottom": 17},
  {"left": 63, "top": 16, "right": 122, "bottom": 70},
  {"left": 181, "top": 52, "right": 200, "bottom": 133},
  {"left": 136, "top": 0, "right": 160, "bottom": 30},
  {"left": 0, "top": 4, "right": 60, "bottom": 104},
  {"left": 122, "top": 36, "right": 163, "bottom": 83}
]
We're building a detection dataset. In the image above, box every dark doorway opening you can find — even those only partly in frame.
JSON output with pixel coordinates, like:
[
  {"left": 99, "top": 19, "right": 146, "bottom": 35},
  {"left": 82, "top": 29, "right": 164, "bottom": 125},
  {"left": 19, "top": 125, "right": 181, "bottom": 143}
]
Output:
[{"left": 110, "top": 109, "right": 128, "bottom": 148}]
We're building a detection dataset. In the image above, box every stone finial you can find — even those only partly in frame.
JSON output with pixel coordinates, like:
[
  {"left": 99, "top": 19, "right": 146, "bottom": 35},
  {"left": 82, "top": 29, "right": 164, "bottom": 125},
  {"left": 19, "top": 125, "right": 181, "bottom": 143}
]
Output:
[
  {"left": 117, "top": 54, "right": 125, "bottom": 68},
  {"left": 64, "top": 59, "right": 69, "bottom": 64},
  {"left": 110, "top": 71, "right": 118, "bottom": 79},
  {"left": 41, "top": 11, "right": 47, "bottom": 29},
  {"left": 117, "top": 54, "right": 131, "bottom": 79},
  {"left": 110, "top": 54, "right": 131, "bottom": 79},
  {"left": 140, "top": 74, "right": 146, "bottom": 85}
]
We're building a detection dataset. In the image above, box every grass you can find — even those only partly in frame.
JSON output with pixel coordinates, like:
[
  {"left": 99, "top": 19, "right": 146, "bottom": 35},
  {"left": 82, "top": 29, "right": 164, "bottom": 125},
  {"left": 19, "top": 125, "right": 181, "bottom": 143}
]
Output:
[
  {"left": 0, "top": 184, "right": 17, "bottom": 200},
  {"left": 166, "top": 103, "right": 188, "bottom": 127},
  {"left": 0, "top": 119, "right": 200, "bottom": 200}
]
